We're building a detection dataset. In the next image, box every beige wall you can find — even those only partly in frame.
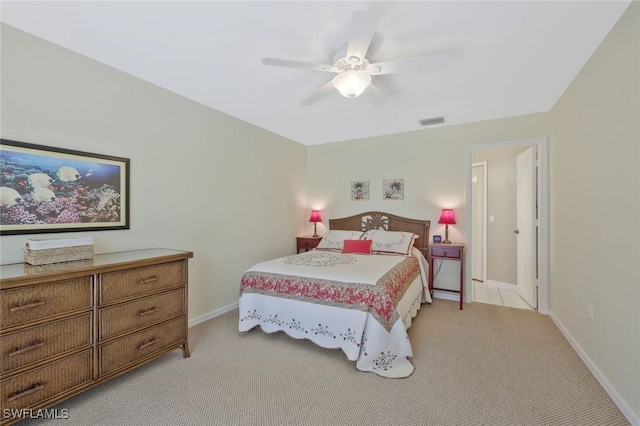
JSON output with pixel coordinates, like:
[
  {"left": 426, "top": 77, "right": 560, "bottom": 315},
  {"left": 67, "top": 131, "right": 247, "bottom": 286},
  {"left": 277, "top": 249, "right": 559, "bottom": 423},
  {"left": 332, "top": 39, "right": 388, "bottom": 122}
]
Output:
[
  {"left": 0, "top": 24, "right": 308, "bottom": 320},
  {"left": 307, "top": 113, "right": 548, "bottom": 291},
  {"left": 472, "top": 145, "right": 529, "bottom": 285},
  {"left": 549, "top": 1, "right": 640, "bottom": 419}
]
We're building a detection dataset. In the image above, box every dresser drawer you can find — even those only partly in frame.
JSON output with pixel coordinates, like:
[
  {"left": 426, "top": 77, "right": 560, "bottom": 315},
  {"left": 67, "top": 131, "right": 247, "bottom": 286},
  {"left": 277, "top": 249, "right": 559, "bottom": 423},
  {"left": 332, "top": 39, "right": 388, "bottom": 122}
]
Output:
[
  {"left": 0, "top": 349, "right": 92, "bottom": 411},
  {"left": 99, "top": 316, "right": 185, "bottom": 376},
  {"left": 1, "top": 278, "right": 93, "bottom": 329},
  {"left": 99, "top": 289, "right": 185, "bottom": 341},
  {"left": 99, "top": 261, "right": 185, "bottom": 305},
  {"left": 1, "top": 313, "right": 93, "bottom": 374},
  {"left": 430, "top": 246, "right": 461, "bottom": 259}
]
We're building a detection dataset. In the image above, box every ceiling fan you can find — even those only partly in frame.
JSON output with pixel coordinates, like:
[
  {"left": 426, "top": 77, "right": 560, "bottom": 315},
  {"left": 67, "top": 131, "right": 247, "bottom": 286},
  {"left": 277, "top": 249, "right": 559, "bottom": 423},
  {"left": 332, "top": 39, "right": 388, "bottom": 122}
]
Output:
[{"left": 262, "top": 10, "right": 447, "bottom": 106}]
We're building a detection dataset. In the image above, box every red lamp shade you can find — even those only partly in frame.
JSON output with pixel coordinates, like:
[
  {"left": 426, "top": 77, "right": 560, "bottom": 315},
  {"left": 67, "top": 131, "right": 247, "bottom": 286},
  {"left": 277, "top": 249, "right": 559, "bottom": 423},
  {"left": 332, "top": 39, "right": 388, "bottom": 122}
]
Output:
[
  {"left": 437, "top": 209, "right": 455, "bottom": 244},
  {"left": 438, "top": 209, "right": 456, "bottom": 225},
  {"left": 309, "top": 210, "right": 322, "bottom": 223}
]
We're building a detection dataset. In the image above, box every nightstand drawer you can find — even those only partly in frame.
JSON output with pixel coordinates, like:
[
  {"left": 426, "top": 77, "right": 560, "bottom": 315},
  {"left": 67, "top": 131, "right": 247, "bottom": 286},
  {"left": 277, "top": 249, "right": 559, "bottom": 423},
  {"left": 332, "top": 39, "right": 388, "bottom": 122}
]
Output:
[
  {"left": 299, "top": 239, "right": 320, "bottom": 250},
  {"left": 431, "top": 246, "right": 461, "bottom": 259},
  {"left": 296, "top": 237, "right": 322, "bottom": 253}
]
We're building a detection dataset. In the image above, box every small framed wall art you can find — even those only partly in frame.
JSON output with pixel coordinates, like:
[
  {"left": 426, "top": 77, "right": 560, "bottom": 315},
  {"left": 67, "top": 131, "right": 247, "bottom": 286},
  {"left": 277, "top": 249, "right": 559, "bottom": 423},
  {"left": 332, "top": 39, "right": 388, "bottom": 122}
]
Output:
[
  {"left": 383, "top": 179, "right": 404, "bottom": 200},
  {"left": 351, "top": 181, "right": 369, "bottom": 200}
]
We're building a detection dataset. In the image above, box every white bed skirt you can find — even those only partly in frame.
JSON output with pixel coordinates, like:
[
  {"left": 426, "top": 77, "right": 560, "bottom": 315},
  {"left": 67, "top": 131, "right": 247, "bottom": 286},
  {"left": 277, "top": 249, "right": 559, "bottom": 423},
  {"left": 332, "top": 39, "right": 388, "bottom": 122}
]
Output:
[{"left": 238, "top": 275, "right": 426, "bottom": 378}]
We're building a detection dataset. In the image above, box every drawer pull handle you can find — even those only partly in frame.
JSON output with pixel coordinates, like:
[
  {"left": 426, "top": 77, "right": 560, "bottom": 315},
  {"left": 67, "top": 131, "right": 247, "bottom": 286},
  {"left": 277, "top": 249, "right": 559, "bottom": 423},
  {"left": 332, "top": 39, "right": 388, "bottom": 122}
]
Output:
[
  {"left": 9, "top": 341, "right": 45, "bottom": 357},
  {"left": 139, "top": 277, "right": 160, "bottom": 284},
  {"left": 10, "top": 300, "right": 46, "bottom": 312},
  {"left": 138, "top": 338, "right": 159, "bottom": 350},
  {"left": 139, "top": 307, "right": 160, "bottom": 317},
  {"left": 443, "top": 252, "right": 447, "bottom": 256},
  {"left": 8, "top": 383, "right": 45, "bottom": 402}
]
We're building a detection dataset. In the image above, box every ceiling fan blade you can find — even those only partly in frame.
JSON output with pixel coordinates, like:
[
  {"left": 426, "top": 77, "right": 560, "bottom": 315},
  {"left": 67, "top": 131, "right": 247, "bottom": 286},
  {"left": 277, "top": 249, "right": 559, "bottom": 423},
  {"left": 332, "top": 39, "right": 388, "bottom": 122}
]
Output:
[
  {"left": 366, "top": 82, "right": 385, "bottom": 106},
  {"left": 262, "top": 57, "right": 337, "bottom": 73},
  {"left": 346, "top": 10, "right": 380, "bottom": 61},
  {"left": 300, "top": 81, "right": 336, "bottom": 106},
  {"left": 367, "top": 54, "right": 448, "bottom": 75}
]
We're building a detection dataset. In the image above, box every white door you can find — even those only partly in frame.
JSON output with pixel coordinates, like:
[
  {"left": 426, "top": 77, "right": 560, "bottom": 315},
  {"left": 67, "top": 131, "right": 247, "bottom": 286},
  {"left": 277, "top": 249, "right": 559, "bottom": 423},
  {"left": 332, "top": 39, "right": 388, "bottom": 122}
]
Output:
[
  {"left": 516, "top": 146, "right": 536, "bottom": 308},
  {"left": 471, "top": 163, "right": 487, "bottom": 282}
]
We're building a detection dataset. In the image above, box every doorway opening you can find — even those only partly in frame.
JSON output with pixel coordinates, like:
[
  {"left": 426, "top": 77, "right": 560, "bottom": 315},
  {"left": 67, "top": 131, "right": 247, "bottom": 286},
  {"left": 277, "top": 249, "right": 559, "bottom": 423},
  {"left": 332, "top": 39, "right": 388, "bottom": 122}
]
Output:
[{"left": 465, "top": 137, "right": 548, "bottom": 314}]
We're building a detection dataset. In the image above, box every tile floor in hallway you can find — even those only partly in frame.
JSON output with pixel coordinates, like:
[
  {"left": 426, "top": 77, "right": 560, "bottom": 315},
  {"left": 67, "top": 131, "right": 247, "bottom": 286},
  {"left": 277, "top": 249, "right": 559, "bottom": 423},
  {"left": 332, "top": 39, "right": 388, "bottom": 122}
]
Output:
[{"left": 473, "top": 281, "right": 534, "bottom": 310}]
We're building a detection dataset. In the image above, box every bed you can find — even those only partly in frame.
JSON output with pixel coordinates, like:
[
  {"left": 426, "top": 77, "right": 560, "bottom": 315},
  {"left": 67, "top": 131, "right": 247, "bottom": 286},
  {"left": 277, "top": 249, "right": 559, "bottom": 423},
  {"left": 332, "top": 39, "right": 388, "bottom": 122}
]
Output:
[{"left": 238, "top": 211, "right": 431, "bottom": 378}]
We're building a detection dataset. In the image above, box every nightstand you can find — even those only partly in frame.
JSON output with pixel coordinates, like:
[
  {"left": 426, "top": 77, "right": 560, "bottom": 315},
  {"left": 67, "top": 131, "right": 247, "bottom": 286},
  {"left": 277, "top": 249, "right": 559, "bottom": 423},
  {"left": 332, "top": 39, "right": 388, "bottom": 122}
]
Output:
[
  {"left": 296, "top": 236, "right": 322, "bottom": 253},
  {"left": 428, "top": 243, "right": 465, "bottom": 310}
]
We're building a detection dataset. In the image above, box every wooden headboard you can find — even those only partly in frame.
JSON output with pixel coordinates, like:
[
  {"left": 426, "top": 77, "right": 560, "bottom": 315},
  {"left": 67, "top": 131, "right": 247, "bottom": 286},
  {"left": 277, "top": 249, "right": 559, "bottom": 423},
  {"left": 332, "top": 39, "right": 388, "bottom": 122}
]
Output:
[{"left": 329, "top": 211, "right": 430, "bottom": 254}]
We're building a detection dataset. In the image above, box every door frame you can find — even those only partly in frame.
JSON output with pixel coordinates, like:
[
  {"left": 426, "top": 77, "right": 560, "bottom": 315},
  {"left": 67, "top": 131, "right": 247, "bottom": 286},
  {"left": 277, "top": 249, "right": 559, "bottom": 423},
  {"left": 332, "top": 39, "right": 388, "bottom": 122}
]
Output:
[
  {"left": 471, "top": 161, "right": 488, "bottom": 285},
  {"left": 464, "top": 137, "right": 548, "bottom": 314}
]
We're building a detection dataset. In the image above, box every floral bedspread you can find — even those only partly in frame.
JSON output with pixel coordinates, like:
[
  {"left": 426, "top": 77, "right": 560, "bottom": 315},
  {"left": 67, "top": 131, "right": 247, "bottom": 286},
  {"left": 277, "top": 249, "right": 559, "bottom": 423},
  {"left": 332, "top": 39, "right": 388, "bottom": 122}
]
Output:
[{"left": 238, "top": 249, "right": 430, "bottom": 378}]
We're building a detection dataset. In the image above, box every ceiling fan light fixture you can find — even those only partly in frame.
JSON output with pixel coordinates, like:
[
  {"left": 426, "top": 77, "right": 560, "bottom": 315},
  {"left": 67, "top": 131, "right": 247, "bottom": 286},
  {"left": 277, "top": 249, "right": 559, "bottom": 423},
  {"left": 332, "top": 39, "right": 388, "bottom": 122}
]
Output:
[{"left": 332, "top": 70, "right": 372, "bottom": 98}]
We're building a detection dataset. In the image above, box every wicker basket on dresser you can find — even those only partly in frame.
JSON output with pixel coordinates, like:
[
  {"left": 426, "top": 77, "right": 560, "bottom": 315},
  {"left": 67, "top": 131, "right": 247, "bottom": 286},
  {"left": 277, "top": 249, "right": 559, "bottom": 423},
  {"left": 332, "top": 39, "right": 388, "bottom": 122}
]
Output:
[{"left": 0, "top": 248, "right": 193, "bottom": 425}]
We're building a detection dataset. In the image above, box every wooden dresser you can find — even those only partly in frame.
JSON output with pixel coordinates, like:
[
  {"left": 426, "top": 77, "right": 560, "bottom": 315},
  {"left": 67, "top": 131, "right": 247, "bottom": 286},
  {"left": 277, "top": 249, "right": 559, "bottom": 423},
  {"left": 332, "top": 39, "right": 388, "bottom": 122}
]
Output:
[{"left": 0, "top": 248, "right": 193, "bottom": 425}]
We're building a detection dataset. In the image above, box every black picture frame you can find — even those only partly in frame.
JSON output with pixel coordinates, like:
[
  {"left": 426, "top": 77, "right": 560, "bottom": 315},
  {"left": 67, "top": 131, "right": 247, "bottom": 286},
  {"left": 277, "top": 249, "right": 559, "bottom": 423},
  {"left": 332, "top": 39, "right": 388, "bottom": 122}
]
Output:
[
  {"left": 0, "top": 139, "right": 130, "bottom": 235},
  {"left": 433, "top": 235, "right": 442, "bottom": 243}
]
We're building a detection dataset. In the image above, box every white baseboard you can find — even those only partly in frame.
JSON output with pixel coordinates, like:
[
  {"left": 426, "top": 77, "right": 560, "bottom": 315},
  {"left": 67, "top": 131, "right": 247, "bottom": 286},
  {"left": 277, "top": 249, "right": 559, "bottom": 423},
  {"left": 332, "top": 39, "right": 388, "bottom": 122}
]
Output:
[
  {"left": 485, "top": 279, "right": 517, "bottom": 292},
  {"left": 433, "top": 290, "right": 462, "bottom": 303},
  {"left": 549, "top": 311, "right": 639, "bottom": 425},
  {"left": 188, "top": 302, "right": 238, "bottom": 328}
]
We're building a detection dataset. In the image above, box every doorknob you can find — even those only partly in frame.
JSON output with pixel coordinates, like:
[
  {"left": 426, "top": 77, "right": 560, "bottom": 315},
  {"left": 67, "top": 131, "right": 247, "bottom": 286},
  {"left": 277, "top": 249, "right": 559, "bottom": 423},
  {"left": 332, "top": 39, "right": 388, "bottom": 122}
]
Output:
[{"left": 514, "top": 229, "right": 519, "bottom": 234}]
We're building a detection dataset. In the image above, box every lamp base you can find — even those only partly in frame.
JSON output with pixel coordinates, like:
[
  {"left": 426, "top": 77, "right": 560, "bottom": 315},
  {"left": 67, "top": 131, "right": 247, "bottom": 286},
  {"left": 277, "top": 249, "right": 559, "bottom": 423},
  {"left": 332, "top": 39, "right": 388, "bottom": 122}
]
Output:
[
  {"left": 312, "top": 223, "right": 318, "bottom": 238},
  {"left": 442, "top": 224, "right": 452, "bottom": 244}
]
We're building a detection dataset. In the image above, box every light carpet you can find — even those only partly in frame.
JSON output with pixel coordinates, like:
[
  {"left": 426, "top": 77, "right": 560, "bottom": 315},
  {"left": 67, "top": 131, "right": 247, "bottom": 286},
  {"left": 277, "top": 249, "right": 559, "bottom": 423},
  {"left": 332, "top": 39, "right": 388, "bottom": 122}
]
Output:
[{"left": 20, "top": 300, "right": 628, "bottom": 425}]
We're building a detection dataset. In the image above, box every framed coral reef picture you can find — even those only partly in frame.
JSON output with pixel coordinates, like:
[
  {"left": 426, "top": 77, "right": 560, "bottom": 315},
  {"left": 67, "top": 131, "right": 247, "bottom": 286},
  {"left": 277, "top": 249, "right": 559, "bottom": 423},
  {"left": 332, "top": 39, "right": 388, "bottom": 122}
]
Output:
[{"left": 0, "top": 139, "right": 130, "bottom": 235}]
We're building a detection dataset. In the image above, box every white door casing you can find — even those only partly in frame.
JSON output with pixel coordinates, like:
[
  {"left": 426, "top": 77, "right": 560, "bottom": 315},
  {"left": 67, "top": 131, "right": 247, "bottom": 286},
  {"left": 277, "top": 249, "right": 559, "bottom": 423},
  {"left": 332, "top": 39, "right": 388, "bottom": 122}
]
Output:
[
  {"left": 471, "top": 162, "right": 487, "bottom": 283},
  {"left": 516, "top": 146, "right": 536, "bottom": 308}
]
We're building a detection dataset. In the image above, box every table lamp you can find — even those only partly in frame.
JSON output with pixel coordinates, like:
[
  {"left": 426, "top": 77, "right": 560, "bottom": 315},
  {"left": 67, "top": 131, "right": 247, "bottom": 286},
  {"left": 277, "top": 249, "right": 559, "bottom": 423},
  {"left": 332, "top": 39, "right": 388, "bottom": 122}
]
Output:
[
  {"left": 438, "top": 209, "right": 456, "bottom": 244},
  {"left": 309, "top": 210, "right": 322, "bottom": 237}
]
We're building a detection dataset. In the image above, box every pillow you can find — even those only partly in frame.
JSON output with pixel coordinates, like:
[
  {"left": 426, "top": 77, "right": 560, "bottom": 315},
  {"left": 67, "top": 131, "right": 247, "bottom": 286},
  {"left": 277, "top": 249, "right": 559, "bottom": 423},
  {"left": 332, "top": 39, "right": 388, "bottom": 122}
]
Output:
[
  {"left": 316, "top": 230, "right": 365, "bottom": 252},
  {"left": 361, "top": 229, "right": 418, "bottom": 256},
  {"left": 342, "top": 239, "right": 373, "bottom": 254}
]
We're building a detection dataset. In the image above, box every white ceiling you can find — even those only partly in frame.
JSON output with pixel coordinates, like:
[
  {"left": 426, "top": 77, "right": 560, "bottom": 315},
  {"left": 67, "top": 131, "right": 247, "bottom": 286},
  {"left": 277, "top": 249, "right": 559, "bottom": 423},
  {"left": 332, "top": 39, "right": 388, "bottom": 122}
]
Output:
[{"left": 0, "top": 1, "right": 631, "bottom": 146}]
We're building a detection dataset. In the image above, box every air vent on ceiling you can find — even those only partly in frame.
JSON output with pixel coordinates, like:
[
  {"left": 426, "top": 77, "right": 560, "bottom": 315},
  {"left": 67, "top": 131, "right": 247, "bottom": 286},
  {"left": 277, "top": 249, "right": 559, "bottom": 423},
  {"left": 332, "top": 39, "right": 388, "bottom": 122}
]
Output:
[{"left": 419, "top": 116, "right": 445, "bottom": 127}]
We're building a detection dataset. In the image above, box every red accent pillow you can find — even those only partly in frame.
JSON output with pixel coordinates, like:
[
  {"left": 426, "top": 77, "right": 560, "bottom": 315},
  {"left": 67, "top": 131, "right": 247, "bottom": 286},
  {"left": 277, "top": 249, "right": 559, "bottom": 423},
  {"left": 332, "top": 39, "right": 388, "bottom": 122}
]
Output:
[{"left": 342, "top": 239, "right": 373, "bottom": 254}]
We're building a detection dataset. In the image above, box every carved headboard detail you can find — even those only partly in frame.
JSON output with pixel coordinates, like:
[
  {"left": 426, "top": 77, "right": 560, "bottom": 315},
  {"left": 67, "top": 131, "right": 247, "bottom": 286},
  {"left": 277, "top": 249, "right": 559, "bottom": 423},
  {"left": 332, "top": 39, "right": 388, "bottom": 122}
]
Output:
[{"left": 329, "top": 211, "right": 430, "bottom": 254}]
